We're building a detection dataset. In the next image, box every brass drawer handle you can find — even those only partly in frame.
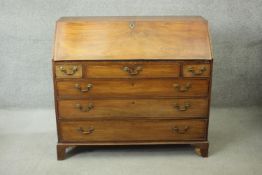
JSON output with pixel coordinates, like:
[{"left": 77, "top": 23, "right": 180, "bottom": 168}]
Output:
[
  {"left": 123, "top": 66, "right": 142, "bottom": 76},
  {"left": 59, "top": 66, "right": 78, "bottom": 75},
  {"left": 188, "top": 66, "right": 206, "bottom": 76},
  {"left": 172, "top": 126, "right": 189, "bottom": 134},
  {"left": 75, "top": 103, "right": 94, "bottom": 112},
  {"left": 173, "top": 82, "right": 191, "bottom": 92},
  {"left": 77, "top": 127, "right": 95, "bottom": 135},
  {"left": 174, "top": 103, "right": 190, "bottom": 111},
  {"left": 75, "top": 83, "right": 93, "bottom": 92}
]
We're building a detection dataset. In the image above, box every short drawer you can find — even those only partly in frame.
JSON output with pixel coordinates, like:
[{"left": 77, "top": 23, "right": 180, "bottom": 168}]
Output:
[
  {"left": 86, "top": 61, "right": 180, "bottom": 78},
  {"left": 57, "top": 79, "right": 209, "bottom": 98},
  {"left": 58, "top": 98, "right": 208, "bottom": 119},
  {"left": 59, "top": 119, "right": 207, "bottom": 142},
  {"left": 55, "top": 64, "right": 83, "bottom": 78},
  {"left": 183, "top": 64, "right": 210, "bottom": 77}
]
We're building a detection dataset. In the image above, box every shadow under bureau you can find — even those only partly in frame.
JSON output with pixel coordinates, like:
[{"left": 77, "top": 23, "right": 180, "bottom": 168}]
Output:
[{"left": 52, "top": 16, "right": 213, "bottom": 160}]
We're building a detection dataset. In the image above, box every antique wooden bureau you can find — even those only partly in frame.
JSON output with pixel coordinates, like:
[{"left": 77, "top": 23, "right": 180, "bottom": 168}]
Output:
[{"left": 52, "top": 16, "right": 213, "bottom": 160}]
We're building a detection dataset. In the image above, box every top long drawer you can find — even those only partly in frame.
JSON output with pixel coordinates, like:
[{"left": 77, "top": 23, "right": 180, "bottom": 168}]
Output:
[{"left": 56, "top": 79, "right": 209, "bottom": 98}]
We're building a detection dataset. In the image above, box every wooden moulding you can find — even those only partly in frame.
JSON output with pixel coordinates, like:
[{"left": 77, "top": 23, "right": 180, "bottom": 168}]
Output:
[{"left": 57, "top": 141, "right": 209, "bottom": 160}]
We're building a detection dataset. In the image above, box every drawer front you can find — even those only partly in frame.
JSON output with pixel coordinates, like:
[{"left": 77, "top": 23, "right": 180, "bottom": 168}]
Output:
[
  {"left": 86, "top": 61, "right": 180, "bottom": 78},
  {"left": 58, "top": 98, "right": 208, "bottom": 119},
  {"left": 59, "top": 119, "right": 207, "bottom": 142},
  {"left": 57, "top": 79, "right": 209, "bottom": 98},
  {"left": 55, "top": 64, "right": 83, "bottom": 78},
  {"left": 183, "top": 64, "right": 210, "bottom": 77}
]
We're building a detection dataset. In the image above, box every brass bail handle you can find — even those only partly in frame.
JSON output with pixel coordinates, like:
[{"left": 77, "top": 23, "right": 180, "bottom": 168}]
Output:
[
  {"left": 173, "top": 82, "right": 191, "bottom": 92},
  {"left": 75, "top": 103, "right": 94, "bottom": 112},
  {"left": 123, "top": 66, "right": 142, "bottom": 76},
  {"left": 174, "top": 103, "right": 190, "bottom": 111},
  {"left": 75, "top": 83, "right": 93, "bottom": 92},
  {"left": 172, "top": 126, "right": 190, "bottom": 134},
  {"left": 59, "top": 66, "right": 78, "bottom": 75},
  {"left": 188, "top": 66, "right": 206, "bottom": 75},
  {"left": 77, "top": 127, "right": 95, "bottom": 135}
]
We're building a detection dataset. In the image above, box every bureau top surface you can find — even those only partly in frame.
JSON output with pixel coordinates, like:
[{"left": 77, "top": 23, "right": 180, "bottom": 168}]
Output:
[{"left": 53, "top": 16, "right": 212, "bottom": 61}]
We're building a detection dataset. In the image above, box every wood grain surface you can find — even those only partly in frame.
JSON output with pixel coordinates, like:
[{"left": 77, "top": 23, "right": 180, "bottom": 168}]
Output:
[
  {"left": 59, "top": 119, "right": 207, "bottom": 142},
  {"left": 85, "top": 61, "right": 180, "bottom": 78},
  {"left": 52, "top": 16, "right": 213, "bottom": 159},
  {"left": 53, "top": 16, "right": 212, "bottom": 60},
  {"left": 58, "top": 98, "right": 208, "bottom": 119},
  {"left": 57, "top": 79, "right": 209, "bottom": 98}
]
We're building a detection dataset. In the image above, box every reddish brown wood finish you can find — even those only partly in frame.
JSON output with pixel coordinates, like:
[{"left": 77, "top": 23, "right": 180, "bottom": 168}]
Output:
[
  {"left": 183, "top": 64, "right": 211, "bottom": 78},
  {"left": 52, "top": 16, "right": 213, "bottom": 160},
  {"left": 85, "top": 61, "right": 180, "bottom": 78},
  {"left": 58, "top": 98, "right": 208, "bottom": 119},
  {"left": 192, "top": 142, "right": 209, "bottom": 157},
  {"left": 54, "top": 16, "right": 212, "bottom": 61},
  {"left": 57, "top": 144, "right": 67, "bottom": 160},
  {"left": 59, "top": 119, "right": 207, "bottom": 142},
  {"left": 56, "top": 79, "right": 209, "bottom": 98},
  {"left": 55, "top": 64, "right": 83, "bottom": 78}
]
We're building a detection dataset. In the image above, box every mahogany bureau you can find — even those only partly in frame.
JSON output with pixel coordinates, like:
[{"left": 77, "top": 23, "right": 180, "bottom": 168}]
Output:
[{"left": 52, "top": 16, "right": 213, "bottom": 160}]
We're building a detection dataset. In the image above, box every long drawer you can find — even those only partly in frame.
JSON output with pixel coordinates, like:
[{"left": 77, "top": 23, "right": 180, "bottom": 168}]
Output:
[
  {"left": 59, "top": 119, "right": 207, "bottom": 142},
  {"left": 57, "top": 79, "right": 209, "bottom": 98},
  {"left": 58, "top": 98, "right": 208, "bottom": 119}
]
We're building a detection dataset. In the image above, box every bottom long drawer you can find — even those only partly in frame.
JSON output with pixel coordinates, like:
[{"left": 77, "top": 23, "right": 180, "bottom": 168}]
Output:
[{"left": 59, "top": 119, "right": 207, "bottom": 142}]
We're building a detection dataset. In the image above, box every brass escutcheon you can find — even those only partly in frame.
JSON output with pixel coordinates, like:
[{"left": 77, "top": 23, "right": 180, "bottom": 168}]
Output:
[{"left": 129, "top": 22, "right": 135, "bottom": 29}]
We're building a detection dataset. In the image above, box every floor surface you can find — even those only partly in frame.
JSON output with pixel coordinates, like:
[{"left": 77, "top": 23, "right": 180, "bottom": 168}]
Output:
[{"left": 0, "top": 107, "right": 261, "bottom": 175}]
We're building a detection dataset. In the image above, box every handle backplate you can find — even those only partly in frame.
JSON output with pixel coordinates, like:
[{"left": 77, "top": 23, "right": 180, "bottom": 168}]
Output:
[
  {"left": 174, "top": 103, "right": 190, "bottom": 111},
  {"left": 75, "top": 83, "right": 93, "bottom": 92},
  {"left": 123, "top": 66, "right": 142, "bottom": 76},
  {"left": 75, "top": 103, "right": 94, "bottom": 112},
  {"left": 188, "top": 66, "right": 206, "bottom": 76},
  {"left": 172, "top": 126, "right": 189, "bottom": 134},
  {"left": 173, "top": 82, "right": 191, "bottom": 92},
  {"left": 59, "top": 66, "right": 78, "bottom": 75},
  {"left": 77, "top": 127, "right": 95, "bottom": 135}
]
